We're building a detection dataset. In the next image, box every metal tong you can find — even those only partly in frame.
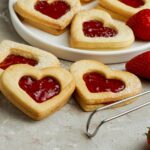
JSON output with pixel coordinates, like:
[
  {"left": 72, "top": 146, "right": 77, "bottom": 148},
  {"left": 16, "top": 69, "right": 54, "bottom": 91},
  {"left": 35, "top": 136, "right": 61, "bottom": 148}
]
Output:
[{"left": 86, "top": 90, "right": 150, "bottom": 138}]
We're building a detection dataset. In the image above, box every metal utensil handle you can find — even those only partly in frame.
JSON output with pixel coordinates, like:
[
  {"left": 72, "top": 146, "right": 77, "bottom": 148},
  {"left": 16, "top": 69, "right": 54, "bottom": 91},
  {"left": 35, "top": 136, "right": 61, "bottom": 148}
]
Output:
[{"left": 86, "top": 90, "right": 150, "bottom": 138}]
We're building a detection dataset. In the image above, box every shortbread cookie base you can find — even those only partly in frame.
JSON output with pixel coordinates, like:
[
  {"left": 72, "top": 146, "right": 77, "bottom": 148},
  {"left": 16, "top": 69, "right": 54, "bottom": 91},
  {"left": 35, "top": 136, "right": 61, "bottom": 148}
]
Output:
[
  {"left": 70, "top": 36, "right": 134, "bottom": 50},
  {"left": 80, "top": 0, "right": 94, "bottom": 4},
  {"left": 75, "top": 92, "right": 104, "bottom": 111},
  {"left": 23, "top": 18, "right": 66, "bottom": 35},
  {"left": 100, "top": 0, "right": 150, "bottom": 18},
  {"left": 75, "top": 92, "right": 137, "bottom": 111},
  {"left": 95, "top": 5, "right": 127, "bottom": 22}
]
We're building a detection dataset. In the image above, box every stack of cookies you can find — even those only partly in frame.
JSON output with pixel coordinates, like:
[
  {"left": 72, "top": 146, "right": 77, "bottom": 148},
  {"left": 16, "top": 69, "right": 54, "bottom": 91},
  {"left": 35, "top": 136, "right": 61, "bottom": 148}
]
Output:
[
  {"left": 70, "top": 60, "right": 142, "bottom": 111},
  {"left": 14, "top": 0, "right": 150, "bottom": 50},
  {"left": 14, "top": 0, "right": 81, "bottom": 35},
  {"left": 96, "top": 0, "right": 150, "bottom": 21},
  {"left": 0, "top": 40, "right": 75, "bottom": 120},
  {"left": 0, "top": 40, "right": 143, "bottom": 118}
]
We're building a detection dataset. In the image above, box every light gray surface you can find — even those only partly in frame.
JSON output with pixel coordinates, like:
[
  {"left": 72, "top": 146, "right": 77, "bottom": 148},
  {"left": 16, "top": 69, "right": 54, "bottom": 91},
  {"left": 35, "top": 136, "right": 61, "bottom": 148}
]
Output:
[{"left": 0, "top": 1, "right": 150, "bottom": 150}]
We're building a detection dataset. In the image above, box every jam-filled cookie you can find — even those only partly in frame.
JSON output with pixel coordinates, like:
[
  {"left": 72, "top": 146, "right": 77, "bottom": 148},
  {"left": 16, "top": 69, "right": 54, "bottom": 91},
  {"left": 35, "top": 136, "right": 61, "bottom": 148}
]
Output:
[
  {"left": 0, "top": 64, "right": 75, "bottom": 120},
  {"left": 0, "top": 40, "right": 60, "bottom": 75},
  {"left": 100, "top": 0, "right": 150, "bottom": 19},
  {"left": 14, "top": 0, "right": 81, "bottom": 35},
  {"left": 70, "top": 60, "right": 142, "bottom": 111},
  {"left": 71, "top": 9, "right": 134, "bottom": 49}
]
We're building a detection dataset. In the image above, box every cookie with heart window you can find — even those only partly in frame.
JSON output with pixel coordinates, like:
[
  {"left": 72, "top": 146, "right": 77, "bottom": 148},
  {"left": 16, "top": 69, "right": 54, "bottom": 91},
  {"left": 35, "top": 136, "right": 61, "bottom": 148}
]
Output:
[
  {"left": 0, "top": 40, "right": 60, "bottom": 76},
  {"left": 70, "top": 60, "right": 142, "bottom": 111},
  {"left": 70, "top": 9, "right": 134, "bottom": 49},
  {"left": 14, "top": 0, "right": 81, "bottom": 35},
  {"left": 100, "top": 0, "right": 150, "bottom": 19},
  {"left": 0, "top": 64, "right": 75, "bottom": 120}
]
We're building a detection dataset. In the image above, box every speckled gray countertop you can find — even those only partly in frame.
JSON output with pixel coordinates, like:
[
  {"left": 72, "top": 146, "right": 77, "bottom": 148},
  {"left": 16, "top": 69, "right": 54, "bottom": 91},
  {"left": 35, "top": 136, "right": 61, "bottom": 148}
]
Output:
[{"left": 0, "top": 1, "right": 150, "bottom": 150}]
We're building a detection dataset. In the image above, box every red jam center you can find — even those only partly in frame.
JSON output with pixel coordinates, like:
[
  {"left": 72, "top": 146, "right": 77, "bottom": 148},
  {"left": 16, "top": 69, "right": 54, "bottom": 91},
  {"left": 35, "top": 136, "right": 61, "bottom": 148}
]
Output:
[
  {"left": 83, "top": 72, "right": 125, "bottom": 93},
  {"left": 119, "top": 0, "right": 144, "bottom": 8},
  {"left": 83, "top": 20, "right": 117, "bottom": 38},
  {"left": 19, "top": 76, "right": 61, "bottom": 103},
  {"left": 35, "top": 0, "right": 70, "bottom": 19},
  {"left": 0, "top": 54, "right": 38, "bottom": 70}
]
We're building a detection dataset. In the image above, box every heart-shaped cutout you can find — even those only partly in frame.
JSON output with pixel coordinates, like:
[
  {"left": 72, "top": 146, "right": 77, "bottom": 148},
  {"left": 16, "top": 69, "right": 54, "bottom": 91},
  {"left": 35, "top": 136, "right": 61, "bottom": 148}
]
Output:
[
  {"left": 70, "top": 60, "right": 142, "bottom": 111},
  {"left": 100, "top": 0, "right": 150, "bottom": 18},
  {"left": 83, "top": 20, "right": 117, "bottom": 38},
  {"left": 35, "top": 0, "right": 71, "bottom": 19},
  {"left": 14, "top": 0, "right": 81, "bottom": 34},
  {"left": 0, "top": 40, "right": 60, "bottom": 75},
  {"left": 83, "top": 72, "right": 125, "bottom": 93},
  {"left": 0, "top": 64, "right": 75, "bottom": 120},
  {"left": 71, "top": 9, "right": 134, "bottom": 49},
  {"left": 19, "top": 76, "right": 61, "bottom": 103},
  {"left": 0, "top": 54, "right": 37, "bottom": 70}
]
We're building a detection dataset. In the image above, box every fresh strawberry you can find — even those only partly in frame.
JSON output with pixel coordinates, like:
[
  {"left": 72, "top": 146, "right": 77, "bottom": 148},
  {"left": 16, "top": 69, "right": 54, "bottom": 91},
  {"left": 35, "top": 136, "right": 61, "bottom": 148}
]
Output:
[
  {"left": 126, "top": 51, "right": 150, "bottom": 79},
  {"left": 127, "top": 9, "right": 150, "bottom": 41},
  {"left": 146, "top": 128, "right": 150, "bottom": 145}
]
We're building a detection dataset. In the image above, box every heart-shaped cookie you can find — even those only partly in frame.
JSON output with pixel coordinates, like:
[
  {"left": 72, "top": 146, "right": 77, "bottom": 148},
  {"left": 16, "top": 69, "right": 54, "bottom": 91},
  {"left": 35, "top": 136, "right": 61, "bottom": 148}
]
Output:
[
  {"left": 70, "top": 60, "right": 142, "bottom": 111},
  {"left": 0, "top": 64, "right": 75, "bottom": 120},
  {"left": 14, "top": 0, "right": 81, "bottom": 35},
  {"left": 71, "top": 9, "right": 134, "bottom": 49},
  {"left": 0, "top": 40, "right": 60, "bottom": 75},
  {"left": 100, "top": 0, "right": 150, "bottom": 19}
]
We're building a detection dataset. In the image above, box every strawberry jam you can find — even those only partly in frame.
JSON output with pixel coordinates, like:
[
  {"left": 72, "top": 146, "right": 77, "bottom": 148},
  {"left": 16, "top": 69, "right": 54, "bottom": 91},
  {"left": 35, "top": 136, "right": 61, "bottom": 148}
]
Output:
[
  {"left": 19, "top": 76, "right": 61, "bottom": 103},
  {"left": 35, "top": 0, "right": 70, "bottom": 19},
  {"left": 83, "top": 20, "right": 117, "bottom": 38},
  {"left": 119, "top": 0, "right": 144, "bottom": 8},
  {"left": 83, "top": 72, "right": 125, "bottom": 93},
  {"left": 0, "top": 54, "right": 37, "bottom": 70}
]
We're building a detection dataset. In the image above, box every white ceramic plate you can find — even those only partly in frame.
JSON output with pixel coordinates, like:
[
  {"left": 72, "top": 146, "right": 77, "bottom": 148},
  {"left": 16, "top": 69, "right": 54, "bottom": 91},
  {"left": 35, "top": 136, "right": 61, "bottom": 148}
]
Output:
[{"left": 9, "top": 0, "right": 150, "bottom": 63}]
